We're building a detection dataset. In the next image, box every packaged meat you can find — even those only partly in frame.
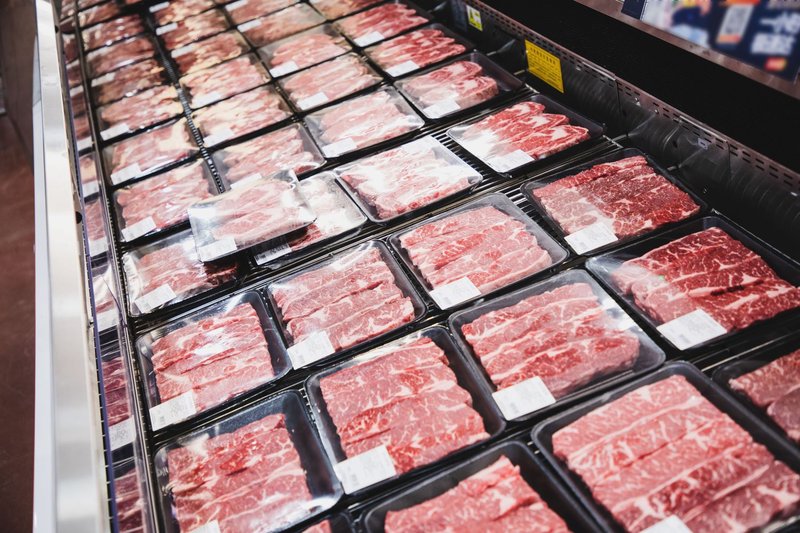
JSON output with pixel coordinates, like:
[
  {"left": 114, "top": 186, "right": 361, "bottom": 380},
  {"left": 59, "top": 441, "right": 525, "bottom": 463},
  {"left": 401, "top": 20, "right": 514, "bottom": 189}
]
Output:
[
  {"left": 97, "top": 84, "right": 184, "bottom": 141},
  {"left": 70, "top": 85, "right": 88, "bottom": 115},
  {"left": 78, "top": 1, "right": 122, "bottom": 28},
  {"left": 193, "top": 85, "right": 291, "bottom": 147},
  {"left": 62, "top": 2, "right": 77, "bottom": 19},
  {"left": 334, "top": 136, "right": 482, "bottom": 222},
  {"left": 92, "top": 261, "right": 120, "bottom": 333},
  {"left": 188, "top": 170, "right": 316, "bottom": 261},
  {"left": 447, "top": 95, "right": 602, "bottom": 174},
  {"left": 253, "top": 171, "right": 366, "bottom": 266},
  {"left": 171, "top": 30, "right": 249, "bottom": 75},
  {"left": 533, "top": 362, "right": 800, "bottom": 533},
  {"left": 306, "top": 327, "right": 501, "bottom": 492},
  {"left": 61, "top": 17, "right": 76, "bottom": 34},
  {"left": 266, "top": 241, "right": 424, "bottom": 366},
  {"left": 180, "top": 54, "right": 270, "bottom": 109},
  {"left": 366, "top": 25, "right": 470, "bottom": 78},
  {"left": 82, "top": 15, "right": 145, "bottom": 50},
  {"left": 397, "top": 52, "right": 522, "bottom": 119},
  {"left": 66, "top": 59, "right": 83, "bottom": 88},
  {"left": 212, "top": 123, "right": 325, "bottom": 185},
  {"left": 101, "top": 354, "right": 134, "bottom": 450},
  {"left": 74, "top": 113, "right": 93, "bottom": 152},
  {"left": 151, "top": 0, "right": 215, "bottom": 25},
  {"left": 335, "top": 2, "right": 428, "bottom": 47},
  {"left": 87, "top": 35, "right": 156, "bottom": 76},
  {"left": 237, "top": 3, "right": 325, "bottom": 47},
  {"left": 84, "top": 197, "right": 109, "bottom": 257},
  {"left": 389, "top": 193, "right": 568, "bottom": 310},
  {"left": 158, "top": 9, "right": 229, "bottom": 50},
  {"left": 259, "top": 24, "right": 351, "bottom": 77},
  {"left": 122, "top": 229, "right": 238, "bottom": 316},
  {"left": 306, "top": 87, "right": 424, "bottom": 158},
  {"left": 310, "top": 0, "right": 382, "bottom": 20},
  {"left": 225, "top": 0, "right": 297, "bottom": 25},
  {"left": 91, "top": 58, "right": 167, "bottom": 106},
  {"left": 136, "top": 291, "right": 291, "bottom": 429},
  {"left": 449, "top": 269, "right": 665, "bottom": 421},
  {"left": 524, "top": 149, "right": 705, "bottom": 254},
  {"left": 63, "top": 32, "right": 78, "bottom": 63},
  {"left": 79, "top": 0, "right": 105, "bottom": 9},
  {"left": 112, "top": 460, "right": 151, "bottom": 533},
  {"left": 587, "top": 217, "right": 800, "bottom": 351},
  {"left": 365, "top": 442, "right": 593, "bottom": 533},
  {"left": 279, "top": 53, "right": 381, "bottom": 111},
  {"left": 113, "top": 161, "right": 217, "bottom": 242},
  {"left": 104, "top": 119, "right": 198, "bottom": 186},
  {"left": 153, "top": 391, "right": 342, "bottom": 533},
  {"left": 79, "top": 153, "right": 100, "bottom": 198}
]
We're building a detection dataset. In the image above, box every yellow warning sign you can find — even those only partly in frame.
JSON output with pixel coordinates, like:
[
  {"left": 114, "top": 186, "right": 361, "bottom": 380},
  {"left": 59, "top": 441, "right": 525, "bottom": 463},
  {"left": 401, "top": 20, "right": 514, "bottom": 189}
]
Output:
[
  {"left": 525, "top": 40, "right": 564, "bottom": 93},
  {"left": 466, "top": 5, "right": 483, "bottom": 31}
]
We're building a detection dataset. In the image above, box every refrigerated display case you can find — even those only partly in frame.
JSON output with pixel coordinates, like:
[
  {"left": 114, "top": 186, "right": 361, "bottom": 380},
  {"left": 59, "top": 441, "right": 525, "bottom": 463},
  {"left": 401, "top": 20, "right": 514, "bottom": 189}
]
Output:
[{"left": 33, "top": 0, "right": 800, "bottom": 531}]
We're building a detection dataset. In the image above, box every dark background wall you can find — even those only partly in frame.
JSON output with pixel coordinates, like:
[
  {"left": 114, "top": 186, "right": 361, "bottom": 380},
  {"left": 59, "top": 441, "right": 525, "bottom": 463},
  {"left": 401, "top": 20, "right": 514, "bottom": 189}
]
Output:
[{"left": 0, "top": 0, "right": 35, "bottom": 158}]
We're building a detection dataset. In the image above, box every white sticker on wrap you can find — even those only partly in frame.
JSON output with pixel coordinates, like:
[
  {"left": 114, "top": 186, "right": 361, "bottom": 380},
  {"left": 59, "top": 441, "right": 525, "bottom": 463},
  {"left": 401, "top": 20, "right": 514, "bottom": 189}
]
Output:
[
  {"left": 225, "top": 0, "right": 248, "bottom": 10},
  {"left": 149, "top": 1, "right": 169, "bottom": 11},
  {"left": 96, "top": 309, "right": 119, "bottom": 331},
  {"left": 70, "top": 85, "right": 84, "bottom": 97},
  {"left": 296, "top": 92, "right": 329, "bottom": 110},
  {"left": 493, "top": 377, "right": 556, "bottom": 420},
  {"left": 230, "top": 172, "right": 262, "bottom": 189},
  {"left": 255, "top": 242, "right": 291, "bottom": 264},
  {"left": 237, "top": 18, "right": 262, "bottom": 32},
  {"left": 656, "top": 309, "right": 727, "bottom": 350},
  {"left": 198, "top": 237, "right": 237, "bottom": 261},
  {"left": 156, "top": 22, "right": 178, "bottom": 35},
  {"left": 334, "top": 445, "right": 396, "bottom": 493},
  {"left": 109, "top": 418, "right": 135, "bottom": 450},
  {"left": 354, "top": 30, "right": 384, "bottom": 46},
  {"left": 193, "top": 91, "right": 222, "bottom": 108},
  {"left": 641, "top": 516, "right": 693, "bottom": 533},
  {"left": 171, "top": 43, "right": 195, "bottom": 58},
  {"left": 89, "top": 238, "right": 108, "bottom": 257},
  {"left": 91, "top": 72, "right": 116, "bottom": 86},
  {"left": 149, "top": 391, "right": 196, "bottom": 430},
  {"left": 101, "top": 122, "right": 131, "bottom": 140},
  {"left": 121, "top": 216, "right": 156, "bottom": 241},
  {"left": 190, "top": 521, "right": 221, "bottom": 533},
  {"left": 287, "top": 331, "right": 335, "bottom": 369},
  {"left": 564, "top": 222, "right": 618, "bottom": 254},
  {"left": 203, "top": 127, "right": 235, "bottom": 146},
  {"left": 322, "top": 138, "right": 357, "bottom": 158},
  {"left": 423, "top": 99, "right": 461, "bottom": 118},
  {"left": 490, "top": 149, "right": 534, "bottom": 172},
  {"left": 386, "top": 60, "right": 418, "bottom": 77},
  {"left": 134, "top": 284, "right": 177, "bottom": 313},
  {"left": 270, "top": 61, "right": 298, "bottom": 77},
  {"left": 77, "top": 138, "right": 93, "bottom": 151},
  {"left": 429, "top": 277, "right": 480, "bottom": 309},
  {"left": 111, "top": 163, "right": 142, "bottom": 185},
  {"left": 82, "top": 180, "right": 99, "bottom": 197}
]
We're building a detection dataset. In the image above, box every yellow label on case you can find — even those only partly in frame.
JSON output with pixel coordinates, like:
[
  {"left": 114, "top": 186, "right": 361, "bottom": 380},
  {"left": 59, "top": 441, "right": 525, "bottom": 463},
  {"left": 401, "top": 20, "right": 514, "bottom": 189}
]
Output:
[
  {"left": 525, "top": 40, "right": 564, "bottom": 93},
  {"left": 466, "top": 5, "right": 483, "bottom": 31}
]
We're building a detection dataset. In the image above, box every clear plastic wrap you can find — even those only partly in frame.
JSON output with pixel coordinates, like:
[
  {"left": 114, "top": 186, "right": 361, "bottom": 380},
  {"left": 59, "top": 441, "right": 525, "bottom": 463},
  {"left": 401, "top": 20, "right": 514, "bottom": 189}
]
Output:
[
  {"left": 66, "top": 59, "right": 83, "bottom": 87},
  {"left": 63, "top": 32, "right": 78, "bottom": 62},
  {"left": 279, "top": 52, "right": 381, "bottom": 111},
  {"left": 212, "top": 122, "right": 325, "bottom": 184},
  {"left": 334, "top": 135, "right": 482, "bottom": 223},
  {"left": 92, "top": 260, "right": 120, "bottom": 334},
  {"left": 111, "top": 458, "right": 153, "bottom": 533},
  {"left": 188, "top": 170, "right": 316, "bottom": 261},
  {"left": 151, "top": 0, "right": 215, "bottom": 25},
  {"left": 70, "top": 85, "right": 88, "bottom": 116},
  {"left": 224, "top": 0, "right": 297, "bottom": 25},
  {"left": 112, "top": 160, "right": 217, "bottom": 242},
  {"left": 96, "top": 84, "right": 184, "bottom": 141},
  {"left": 82, "top": 14, "right": 145, "bottom": 51},
  {"left": 365, "top": 24, "right": 470, "bottom": 78},
  {"left": 266, "top": 241, "right": 425, "bottom": 367},
  {"left": 305, "top": 87, "right": 424, "bottom": 158},
  {"left": 305, "top": 327, "right": 503, "bottom": 494},
  {"left": 78, "top": 1, "right": 122, "bottom": 28},
  {"left": 86, "top": 35, "right": 157, "bottom": 76},
  {"left": 389, "top": 193, "right": 569, "bottom": 310},
  {"left": 171, "top": 30, "right": 249, "bottom": 75},
  {"left": 79, "top": 153, "right": 99, "bottom": 198},
  {"left": 180, "top": 53, "right": 270, "bottom": 109},
  {"left": 237, "top": 3, "right": 325, "bottom": 47},
  {"left": 158, "top": 9, "right": 230, "bottom": 50},
  {"left": 193, "top": 85, "right": 291, "bottom": 147},
  {"left": 253, "top": 171, "right": 366, "bottom": 266},
  {"left": 122, "top": 229, "right": 238, "bottom": 316},
  {"left": 104, "top": 119, "right": 198, "bottom": 186},
  {"left": 90, "top": 58, "right": 168, "bottom": 106},
  {"left": 153, "top": 391, "right": 342, "bottom": 533},
  {"left": 310, "top": 0, "right": 382, "bottom": 20},
  {"left": 257, "top": 24, "right": 351, "bottom": 77},
  {"left": 449, "top": 269, "right": 665, "bottom": 421},
  {"left": 135, "top": 291, "right": 291, "bottom": 429},
  {"left": 74, "top": 112, "right": 93, "bottom": 152},
  {"left": 335, "top": 1, "right": 428, "bottom": 47},
  {"left": 84, "top": 196, "right": 109, "bottom": 257},
  {"left": 100, "top": 352, "right": 136, "bottom": 453}
]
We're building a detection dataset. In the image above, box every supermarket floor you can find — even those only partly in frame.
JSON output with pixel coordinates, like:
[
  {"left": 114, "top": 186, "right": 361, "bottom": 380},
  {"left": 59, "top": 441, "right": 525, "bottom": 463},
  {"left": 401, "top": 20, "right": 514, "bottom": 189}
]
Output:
[{"left": 0, "top": 115, "right": 35, "bottom": 532}]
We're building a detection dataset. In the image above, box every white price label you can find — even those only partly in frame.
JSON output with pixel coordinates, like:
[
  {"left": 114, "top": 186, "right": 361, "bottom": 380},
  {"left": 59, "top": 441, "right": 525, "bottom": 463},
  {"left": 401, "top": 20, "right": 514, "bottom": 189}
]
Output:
[
  {"left": 77, "top": 138, "right": 93, "bottom": 151},
  {"left": 493, "top": 377, "right": 556, "bottom": 420},
  {"left": 641, "top": 516, "right": 693, "bottom": 533},
  {"left": 270, "top": 60, "right": 298, "bottom": 77},
  {"left": 203, "top": 127, "right": 235, "bottom": 146},
  {"left": 322, "top": 138, "right": 357, "bottom": 158},
  {"left": 198, "top": 237, "right": 238, "bottom": 261},
  {"left": 156, "top": 22, "right": 178, "bottom": 35},
  {"left": 354, "top": 31, "right": 384, "bottom": 47},
  {"left": 230, "top": 172, "right": 262, "bottom": 189},
  {"left": 225, "top": 0, "right": 248, "bottom": 10},
  {"left": 96, "top": 309, "right": 119, "bottom": 331},
  {"left": 423, "top": 99, "right": 461, "bottom": 118},
  {"left": 91, "top": 72, "right": 116, "bottom": 86},
  {"left": 237, "top": 18, "right": 262, "bottom": 32},
  {"left": 70, "top": 85, "right": 84, "bottom": 97},
  {"left": 287, "top": 331, "right": 335, "bottom": 369},
  {"left": 149, "top": 391, "right": 196, "bottom": 430},
  {"left": 334, "top": 445, "right": 396, "bottom": 493},
  {"left": 193, "top": 91, "right": 222, "bottom": 108},
  {"left": 296, "top": 91, "right": 329, "bottom": 110},
  {"left": 171, "top": 43, "right": 195, "bottom": 58},
  {"left": 82, "top": 180, "right": 99, "bottom": 197},
  {"left": 134, "top": 284, "right": 177, "bottom": 313},
  {"left": 564, "top": 221, "right": 618, "bottom": 254},
  {"left": 111, "top": 163, "right": 142, "bottom": 185},
  {"left": 429, "top": 277, "right": 481, "bottom": 309},
  {"left": 100, "top": 122, "right": 131, "bottom": 140},
  {"left": 109, "top": 418, "right": 135, "bottom": 450},
  {"left": 386, "top": 60, "right": 418, "bottom": 76},
  {"left": 89, "top": 237, "right": 108, "bottom": 257},
  {"left": 121, "top": 216, "right": 157, "bottom": 241},
  {"left": 190, "top": 521, "right": 221, "bottom": 533},
  {"left": 656, "top": 309, "right": 727, "bottom": 350},
  {"left": 491, "top": 149, "right": 534, "bottom": 172},
  {"left": 255, "top": 242, "right": 291, "bottom": 264},
  {"left": 149, "top": 1, "right": 169, "bottom": 11}
]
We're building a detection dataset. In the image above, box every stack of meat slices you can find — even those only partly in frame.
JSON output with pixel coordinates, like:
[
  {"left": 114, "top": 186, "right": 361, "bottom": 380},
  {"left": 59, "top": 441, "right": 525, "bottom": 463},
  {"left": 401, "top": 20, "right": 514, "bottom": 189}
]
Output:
[
  {"left": 610, "top": 227, "right": 800, "bottom": 331},
  {"left": 384, "top": 456, "right": 570, "bottom": 532},
  {"left": 165, "top": 414, "right": 313, "bottom": 532},
  {"left": 459, "top": 281, "right": 640, "bottom": 397},
  {"left": 280, "top": 54, "right": 379, "bottom": 110},
  {"left": 82, "top": 15, "right": 145, "bottom": 50},
  {"left": 319, "top": 334, "right": 489, "bottom": 473},
  {"left": 91, "top": 58, "right": 165, "bottom": 105},
  {"left": 271, "top": 246, "right": 416, "bottom": 351},
  {"left": 225, "top": 0, "right": 297, "bottom": 25},
  {"left": 181, "top": 55, "right": 269, "bottom": 108},
  {"left": 153, "top": 0, "right": 215, "bottom": 25},
  {"left": 173, "top": 31, "right": 249, "bottom": 75},
  {"left": 84, "top": 198, "right": 106, "bottom": 244},
  {"left": 194, "top": 86, "right": 290, "bottom": 145},
  {"left": 102, "top": 357, "right": 132, "bottom": 427},
  {"left": 87, "top": 36, "right": 156, "bottom": 76},
  {"left": 401, "top": 60, "right": 499, "bottom": 114},
  {"left": 336, "top": 2, "right": 426, "bottom": 43},
  {"left": 552, "top": 374, "right": 800, "bottom": 532},
  {"left": 149, "top": 302, "right": 275, "bottom": 413},
  {"left": 108, "top": 120, "right": 196, "bottom": 184},
  {"left": 114, "top": 468, "right": 146, "bottom": 533},
  {"left": 267, "top": 27, "right": 351, "bottom": 73},
  {"left": 160, "top": 9, "right": 229, "bottom": 50},
  {"left": 311, "top": 0, "right": 381, "bottom": 19},
  {"left": 79, "top": 154, "right": 98, "bottom": 196},
  {"left": 79, "top": 2, "right": 122, "bottom": 28},
  {"left": 98, "top": 84, "right": 183, "bottom": 134},
  {"left": 367, "top": 27, "right": 466, "bottom": 73},
  {"left": 239, "top": 4, "right": 324, "bottom": 46}
]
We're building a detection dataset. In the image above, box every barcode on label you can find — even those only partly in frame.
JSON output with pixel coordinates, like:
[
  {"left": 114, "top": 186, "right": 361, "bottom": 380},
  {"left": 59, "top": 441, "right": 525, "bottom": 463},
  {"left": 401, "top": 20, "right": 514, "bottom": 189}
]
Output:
[
  {"left": 134, "top": 284, "right": 177, "bottom": 313},
  {"left": 149, "top": 1, "right": 169, "bottom": 11},
  {"left": 641, "top": 516, "right": 693, "bottom": 533},
  {"left": 111, "top": 163, "right": 142, "bottom": 185},
  {"left": 226, "top": 0, "right": 248, "bottom": 10},
  {"left": 203, "top": 127, "right": 235, "bottom": 146},
  {"left": 386, "top": 60, "right": 418, "bottom": 76},
  {"left": 564, "top": 221, "right": 617, "bottom": 254},
  {"left": 89, "top": 238, "right": 108, "bottom": 257},
  {"left": 287, "top": 331, "right": 335, "bottom": 368},
  {"left": 191, "top": 520, "right": 221, "bottom": 533},
  {"left": 101, "top": 122, "right": 131, "bottom": 141},
  {"left": 255, "top": 242, "right": 291, "bottom": 264},
  {"left": 492, "top": 376, "right": 556, "bottom": 420},
  {"left": 296, "top": 92, "right": 329, "bottom": 110},
  {"left": 91, "top": 72, "right": 115, "bottom": 86},
  {"left": 77, "top": 138, "right": 93, "bottom": 151},
  {"left": 121, "top": 216, "right": 157, "bottom": 241},
  {"left": 334, "top": 445, "right": 396, "bottom": 493},
  {"left": 109, "top": 418, "right": 135, "bottom": 450},
  {"left": 490, "top": 149, "right": 534, "bottom": 172},
  {"left": 198, "top": 237, "right": 238, "bottom": 261},
  {"left": 156, "top": 22, "right": 178, "bottom": 34},
  {"left": 230, "top": 172, "right": 262, "bottom": 189},
  {"left": 149, "top": 391, "right": 196, "bottom": 430},
  {"left": 270, "top": 61, "right": 298, "bottom": 77},
  {"left": 657, "top": 309, "right": 727, "bottom": 350},
  {"left": 82, "top": 180, "right": 99, "bottom": 198},
  {"left": 423, "top": 99, "right": 461, "bottom": 118},
  {"left": 354, "top": 30, "right": 384, "bottom": 46},
  {"left": 322, "top": 138, "right": 357, "bottom": 157},
  {"left": 429, "top": 277, "right": 481, "bottom": 309},
  {"left": 171, "top": 44, "right": 195, "bottom": 58},
  {"left": 238, "top": 18, "right": 262, "bottom": 32},
  {"left": 193, "top": 91, "right": 222, "bottom": 108}
]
